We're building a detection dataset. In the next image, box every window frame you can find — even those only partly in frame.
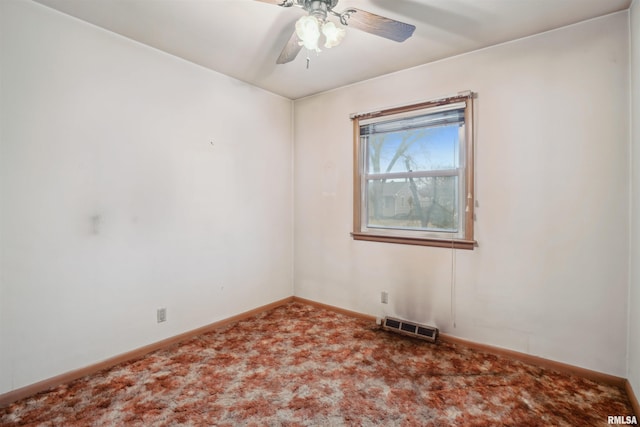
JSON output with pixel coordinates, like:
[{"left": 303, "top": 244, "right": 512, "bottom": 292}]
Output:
[{"left": 351, "top": 92, "right": 476, "bottom": 250}]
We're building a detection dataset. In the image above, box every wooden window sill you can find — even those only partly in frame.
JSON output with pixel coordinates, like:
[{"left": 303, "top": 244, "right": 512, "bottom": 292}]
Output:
[{"left": 351, "top": 232, "right": 476, "bottom": 250}]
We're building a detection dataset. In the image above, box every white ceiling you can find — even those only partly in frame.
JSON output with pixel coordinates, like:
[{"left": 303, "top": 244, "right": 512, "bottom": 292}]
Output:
[{"left": 34, "top": 0, "right": 631, "bottom": 100}]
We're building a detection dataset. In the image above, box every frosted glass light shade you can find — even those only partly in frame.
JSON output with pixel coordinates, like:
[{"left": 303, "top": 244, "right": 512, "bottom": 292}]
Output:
[
  {"left": 322, "top": 21, "right": 345, "bottom": 48},
  {"left": 295, "top": 15, "right": 321, "bottom": 52}
]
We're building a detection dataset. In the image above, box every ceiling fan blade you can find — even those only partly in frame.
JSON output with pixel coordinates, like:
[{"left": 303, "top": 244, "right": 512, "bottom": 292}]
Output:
[
  {"left": 345, "top": 8, "right": 415, "bottom": 42},
  {"left": 276, "top": 30, "right": 302, "bottom": 64}
]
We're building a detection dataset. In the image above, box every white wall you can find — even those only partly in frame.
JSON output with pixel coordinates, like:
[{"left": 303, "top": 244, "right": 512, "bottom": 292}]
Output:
[
  {"left": 628, "top": 0, "right": 640, "bottom": 399},
  {"left": 294, "top": 12, "right": 630, "bottom": 376},
  {"left": 0, "top": 0, "right": 293, "bottom": 394}
]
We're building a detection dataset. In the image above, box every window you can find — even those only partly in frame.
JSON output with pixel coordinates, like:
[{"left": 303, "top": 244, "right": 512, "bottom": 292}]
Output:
[{"left": 351, "top": 92, "right": 476, "bottom": 249}]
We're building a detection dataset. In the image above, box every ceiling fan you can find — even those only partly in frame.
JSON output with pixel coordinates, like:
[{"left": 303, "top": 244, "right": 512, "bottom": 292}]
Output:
[{"left": 257, "top": 0, "right": 416, "bottom": 64}]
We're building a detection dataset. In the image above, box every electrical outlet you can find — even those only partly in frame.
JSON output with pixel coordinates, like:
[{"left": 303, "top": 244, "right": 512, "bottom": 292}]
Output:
[
  {"left": 157, "top": 307, "right": 167, "bottom": 323},
  {"left": 381, "top": 291, "right": 389, "bottom": 304}
]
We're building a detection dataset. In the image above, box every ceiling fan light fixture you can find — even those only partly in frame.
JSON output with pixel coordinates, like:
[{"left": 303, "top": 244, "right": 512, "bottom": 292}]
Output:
[
  {"left": 322, "top": 21, "right": 345, "bottom": 48},
  {"left": 266, "top": 0, "right": 415, "bottom": 65},
  {"left": 295, "top": 15, "right": 322, "bottom": 52}
]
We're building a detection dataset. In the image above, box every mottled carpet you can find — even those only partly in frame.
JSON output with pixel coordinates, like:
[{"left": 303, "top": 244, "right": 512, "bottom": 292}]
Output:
[{"left": 0, "top": 302, "right": 634, "bottom": 426}]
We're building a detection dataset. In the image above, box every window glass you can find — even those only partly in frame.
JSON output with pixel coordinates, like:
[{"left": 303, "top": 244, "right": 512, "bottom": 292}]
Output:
[{"left": 366, "top": 176, "right": 458, "bottom": 232}]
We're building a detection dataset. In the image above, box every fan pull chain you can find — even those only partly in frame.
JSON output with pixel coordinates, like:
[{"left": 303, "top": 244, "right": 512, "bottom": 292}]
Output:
[
  {"left": 306, "top": 55, "right": 310, "bottom": 69},
  {"left": 451, "top": 238, "right": 457, "bottom": 328}
]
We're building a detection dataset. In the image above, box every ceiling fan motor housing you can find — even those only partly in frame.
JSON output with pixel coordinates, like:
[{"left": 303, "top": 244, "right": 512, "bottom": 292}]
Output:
[{"left": 304, "top": 0, "right": 338, "bottom": 20}]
